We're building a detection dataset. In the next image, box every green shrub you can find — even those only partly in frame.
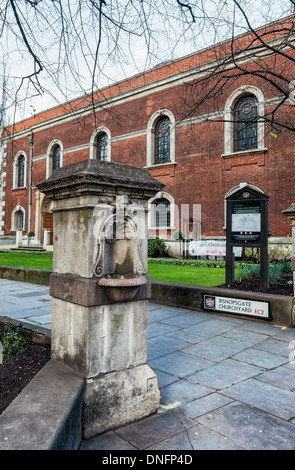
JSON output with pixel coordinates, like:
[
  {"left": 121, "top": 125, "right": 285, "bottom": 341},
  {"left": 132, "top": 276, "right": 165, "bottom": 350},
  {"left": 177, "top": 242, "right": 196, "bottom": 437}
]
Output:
[
  {"left": 148, "top": 237, "right": 167, "bottom": 258},
  {"left": 0, "top": 321, "right": 26, "bottom": 364},
  {"left": 235, "top": 262, "right": 292, "bottom": 284}
]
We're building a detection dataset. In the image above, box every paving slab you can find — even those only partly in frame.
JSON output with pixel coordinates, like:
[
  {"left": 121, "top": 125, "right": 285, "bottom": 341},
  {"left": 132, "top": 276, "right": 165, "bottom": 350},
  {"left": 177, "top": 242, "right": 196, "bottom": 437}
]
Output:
[
  {"left": 159, "top": 313, "right": 210, "bottom": 328},
  {"left": 155, "top": 370, "right": 178, "bottom": 388},
  {"left": 222, "top": 326, "right": 271, "bottom": 346},
  {"left": 256, "top": 365, "right": 295, "bottom": 391},
  {"left": 186, "top": 423, "right": 245, "bottom": 450},
  {"left": 114, "top": 411, "right": 195, "bottom": 450},
  {"left": 197, "top": 402, "right": 295, "bottom": 450},
  {"left": 160, "top": 379, "right": 214, "bottom": 410},
  {"left": 163, "top": 329, "right": 205, "bottom": 344},
  {"left": 187, "top": 318, "right": 242, "bottom": 339},
  {"left": 183, "top": 336, "right": 250, "bottom": 362},
  {"left": 253, "top": 337, "right": 293, "bottom": 358},
  {"left": 186, "top": 359, "right": 263, "bottom": 390},
  {"left": 148, "top": 335, "right": 190, "bottom": 360},
  {"left": 178, "top": 392, "right": 233, "bottom": 419},
  {"left": 240, "top": 321, "right": 286, "bottom": 336},
  {"left": 148, "top": 322, "right": 181, "bottom": 339},
  {"left": 150, "top": 350, "right": 214, "bottom": 378},
  {"left": 220, "top": 378, "right": 295, "bottom": 420},
  {"left": 148, "top": 308, "right": 183, "bottom": 323},
  {"left": 232, "top": 347, "right": 288, "bottom": 369},
  {"left": 80, "top": 431, "right": 137, "bottom": 450}
]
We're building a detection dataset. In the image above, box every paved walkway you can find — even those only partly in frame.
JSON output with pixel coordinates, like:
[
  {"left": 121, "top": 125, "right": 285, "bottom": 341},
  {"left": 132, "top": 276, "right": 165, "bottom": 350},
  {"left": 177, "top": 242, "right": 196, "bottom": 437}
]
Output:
[{"left": 1, "top": 278, "right": 295, "bottom": 450}]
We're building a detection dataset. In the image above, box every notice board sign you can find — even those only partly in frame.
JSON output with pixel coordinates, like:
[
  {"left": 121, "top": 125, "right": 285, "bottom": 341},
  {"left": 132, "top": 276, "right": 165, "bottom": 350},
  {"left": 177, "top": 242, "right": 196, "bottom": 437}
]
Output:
[
  {"left": 203, "top": 294, "right": 270, "bottom": 320},
  {"left": 225, "top": 185, "right": 269, "bottom": 289},
  {"left": 231, "top": 201, "right": 261, "bottom": 245}
]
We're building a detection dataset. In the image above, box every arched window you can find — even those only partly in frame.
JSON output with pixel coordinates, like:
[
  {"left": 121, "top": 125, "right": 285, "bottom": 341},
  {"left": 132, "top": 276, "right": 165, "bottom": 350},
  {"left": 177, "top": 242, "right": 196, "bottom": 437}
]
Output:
[
  {"left": 17, "top": 155, "right": 25, "bottom": 187},
  {"left": 13, "top": 152, "right": 27, "bottom": 189},
  {"left": 15, "top": 210, "right": 24, "bottom": 229},
  {"left": 155, "top": 117, "right": 171, "bottom": 164},
  {"left": 11, "top": 205, "right": 25, "bottom": 231},
  {"left": 89, "top": 127, "right": 111, "bottom": 161},
  {"left": 234, "top": 94, "right": 258, "bottom": 152},
  {"left": 146, "top": 110, "right": 176, "bottom": 167},
  {"left": 155, "top": 198, "right": 171, "bottom": 227},
  {"left": 46, "top": 140, "right": 63, "bottom": 178},
  {"left": 96, "top": 133, "right": 108, "bottom": 161},
  {"left": 223, "top": 86, "right": 266, "bottom": 155},
  {"left": 52, "top": 145, "right": 61, "bottom": 171}
]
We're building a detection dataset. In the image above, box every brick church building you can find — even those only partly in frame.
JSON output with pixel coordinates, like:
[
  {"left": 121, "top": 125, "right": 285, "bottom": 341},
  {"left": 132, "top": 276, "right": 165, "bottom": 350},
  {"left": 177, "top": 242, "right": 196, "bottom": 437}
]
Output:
[{"left": 1, "top": 15, "right": 294, "bottom": 252}]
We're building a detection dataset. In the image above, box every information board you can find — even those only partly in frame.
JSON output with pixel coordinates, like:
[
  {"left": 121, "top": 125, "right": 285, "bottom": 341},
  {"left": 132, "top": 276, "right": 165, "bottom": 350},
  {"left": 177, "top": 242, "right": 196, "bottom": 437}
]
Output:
[{"left": 231, "top": 202, "right": 261, "bottom": 245}]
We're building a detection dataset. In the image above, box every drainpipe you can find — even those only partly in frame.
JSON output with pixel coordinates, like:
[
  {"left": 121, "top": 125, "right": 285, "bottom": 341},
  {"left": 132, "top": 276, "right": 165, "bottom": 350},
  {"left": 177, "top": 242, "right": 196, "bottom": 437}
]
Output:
[{"left": 28, "top": 132, "right": 34, "bottom": 244}]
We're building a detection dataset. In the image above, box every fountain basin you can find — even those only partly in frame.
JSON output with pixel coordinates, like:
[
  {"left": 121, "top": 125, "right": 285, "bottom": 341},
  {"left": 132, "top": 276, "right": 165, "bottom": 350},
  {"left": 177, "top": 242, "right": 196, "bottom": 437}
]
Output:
[{"left": 98, "top": 274, "right": 147, "bottom": 303}]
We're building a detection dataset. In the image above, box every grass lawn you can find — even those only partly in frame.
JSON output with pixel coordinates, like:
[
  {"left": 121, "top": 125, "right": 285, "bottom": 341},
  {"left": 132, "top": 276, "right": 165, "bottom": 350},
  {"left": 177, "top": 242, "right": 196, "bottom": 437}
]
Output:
[
  {"left": 147, "top": 262, "right": 225, "bottom": 286},
  {"left": 0, "top": 251, "right": 53, "bottom": 270},
  {"left": 0, "top": 252, "right": 225, "bottom": 286}
]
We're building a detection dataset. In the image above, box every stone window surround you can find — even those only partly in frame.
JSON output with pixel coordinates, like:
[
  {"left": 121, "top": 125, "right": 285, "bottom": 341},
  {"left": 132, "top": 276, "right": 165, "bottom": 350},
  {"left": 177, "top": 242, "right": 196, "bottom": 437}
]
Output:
[
  {"left": 223, "top": 85, "right": 266, "bottom": 157},
  {"left": 146, "top": 109, "right": 176, "bottom": 168},
  {"left": 12, "top": 151, "right": 27, "bottom": 189},
  {"left": 46, "top": 139, "right": 64, "bottom": 178},
  {"left": 89, "top": 126, "right": 111, "bottom": 161},
  {"left": 148, "top": 191, "right": 175, "bottom": 230},
  {"left": 11, "top": 204, "right": 26, "bottom": 232}
]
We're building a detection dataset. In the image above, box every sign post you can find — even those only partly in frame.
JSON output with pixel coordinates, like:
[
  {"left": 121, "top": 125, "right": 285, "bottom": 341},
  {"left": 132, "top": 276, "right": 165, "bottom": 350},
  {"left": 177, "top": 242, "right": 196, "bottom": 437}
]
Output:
[{"left": 226, "top": 186, "right": 269, "bottom": 290}]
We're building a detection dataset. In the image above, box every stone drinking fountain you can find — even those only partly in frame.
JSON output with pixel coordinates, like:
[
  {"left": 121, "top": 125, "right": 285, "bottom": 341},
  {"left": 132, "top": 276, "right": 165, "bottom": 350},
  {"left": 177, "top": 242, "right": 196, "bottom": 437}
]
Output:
[{"left": 37, "top": 159, "right": 165, "bottom": 439}]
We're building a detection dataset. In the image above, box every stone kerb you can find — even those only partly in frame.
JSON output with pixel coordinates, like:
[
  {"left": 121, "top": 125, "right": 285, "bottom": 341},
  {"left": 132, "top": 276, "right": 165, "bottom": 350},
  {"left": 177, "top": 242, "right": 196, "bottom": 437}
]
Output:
[{"left": 36, "top": 159, "right": 165, "bottom": 439}]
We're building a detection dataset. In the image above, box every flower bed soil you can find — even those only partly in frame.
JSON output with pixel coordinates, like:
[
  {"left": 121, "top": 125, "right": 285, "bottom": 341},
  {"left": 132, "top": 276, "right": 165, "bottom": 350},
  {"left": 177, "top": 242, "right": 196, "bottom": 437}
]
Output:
[
  {"left": 0, "top": 341, "right": 51, "bottom": 415},
  {"left": 218, "top": 276, "right": 294, "bottom": 296}
]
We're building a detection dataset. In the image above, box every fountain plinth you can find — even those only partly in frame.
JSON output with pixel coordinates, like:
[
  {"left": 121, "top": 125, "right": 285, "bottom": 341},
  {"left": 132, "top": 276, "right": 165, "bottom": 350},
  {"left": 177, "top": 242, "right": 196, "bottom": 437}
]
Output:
[{"left": 37, "top": 159, "right": 165, "bottom": 439}]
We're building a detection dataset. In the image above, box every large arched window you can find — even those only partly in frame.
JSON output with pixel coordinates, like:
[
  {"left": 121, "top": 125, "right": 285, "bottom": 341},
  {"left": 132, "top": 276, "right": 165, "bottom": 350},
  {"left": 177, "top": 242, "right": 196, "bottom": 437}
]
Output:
[
  {"left": 96, "top": 132, "right": 108, "bottom": 161},
  {"left": 146, "top": 109, "right": 176, "bottom": 167},
  {"left": 155, "top": 117, "right": 171, "bottom": 164},
  {"left": 234, "top": 94, "right": 258, "bottom": 152},
  {"left": 223, "top": 86, "right": 266, "bottom": 156}
]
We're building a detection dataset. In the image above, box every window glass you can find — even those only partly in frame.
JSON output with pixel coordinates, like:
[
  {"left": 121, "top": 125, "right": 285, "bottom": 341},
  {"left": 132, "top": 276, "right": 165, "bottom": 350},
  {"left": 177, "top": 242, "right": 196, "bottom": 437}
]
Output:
[
  {"left": 16, "top": 210, "right": 24, "bottom": 229},
  {"left": 17, "top": 155, "right": 25, "bottom": 187},
  {"left": 155, "top": 198, "right": 171, "bottom": 227},
  {"left": 52, "top": 145, "right": 61, "bottom": 171},
  {"left": 155, "top": 117, "right": 170, "bottom": 164},
  {"left": 234, "top": 95, "right": 258, "bottom": 151},
  {"left": 97, "top": 133, "right": 108, "bottom": 161}
]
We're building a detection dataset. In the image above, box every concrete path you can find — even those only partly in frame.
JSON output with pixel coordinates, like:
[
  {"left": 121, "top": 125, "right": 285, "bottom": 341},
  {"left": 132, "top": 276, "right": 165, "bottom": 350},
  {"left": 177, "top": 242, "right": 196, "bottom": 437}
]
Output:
[{"left": 0, "top": 278, "right": 295, "bottom": 450}]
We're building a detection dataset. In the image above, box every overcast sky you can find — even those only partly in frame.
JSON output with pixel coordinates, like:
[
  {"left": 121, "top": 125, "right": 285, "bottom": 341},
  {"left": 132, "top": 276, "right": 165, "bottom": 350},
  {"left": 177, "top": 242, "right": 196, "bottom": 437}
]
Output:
[{"left": 1, "top": 0, "right": 293, "bottom": 124}]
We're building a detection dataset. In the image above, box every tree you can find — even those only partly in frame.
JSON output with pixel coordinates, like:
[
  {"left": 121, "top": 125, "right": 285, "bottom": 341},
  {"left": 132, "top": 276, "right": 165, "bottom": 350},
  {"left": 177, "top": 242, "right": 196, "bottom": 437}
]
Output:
[{"left": 0, "top": 0, "right": 294, "bottom": 130}]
